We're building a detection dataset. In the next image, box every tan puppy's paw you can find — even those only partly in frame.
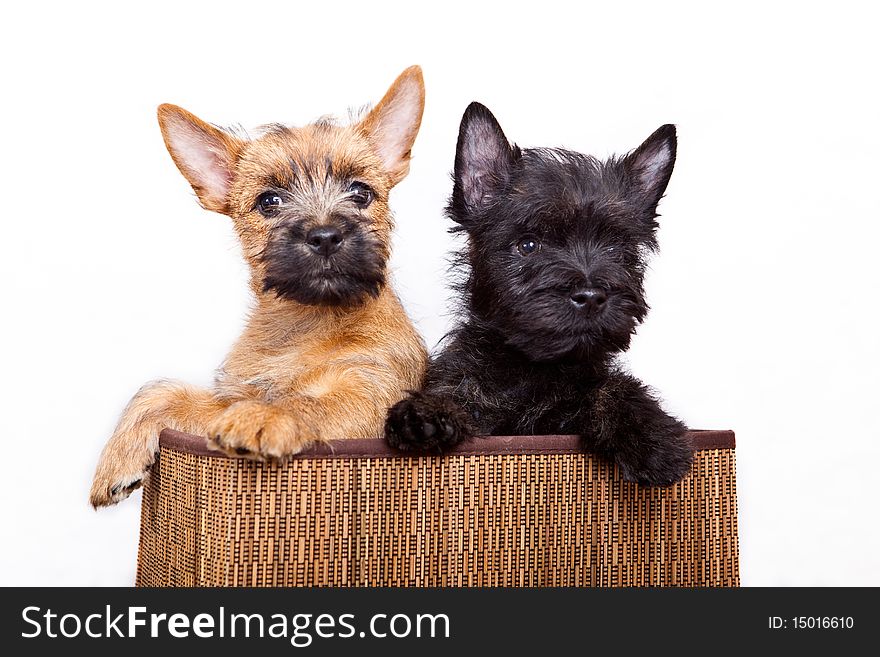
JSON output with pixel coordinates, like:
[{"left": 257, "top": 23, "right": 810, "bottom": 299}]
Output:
[
  {"left": 206, "top": 400, "right": 317, "bottom": 460},
  {"left": 89, "top": 444, "right": 155, "bottom": 508}
]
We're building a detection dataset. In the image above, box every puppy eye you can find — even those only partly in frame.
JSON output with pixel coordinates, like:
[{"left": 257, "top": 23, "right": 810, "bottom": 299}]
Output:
[
  {"left": 348, "top": 181, "right": 374, "bottom": 209},
  {"left": 256, "top": 192, "right": 283, "bottom": 216},
  {"left": 517, "top": 237, "right": 541, "bottom": 256}
]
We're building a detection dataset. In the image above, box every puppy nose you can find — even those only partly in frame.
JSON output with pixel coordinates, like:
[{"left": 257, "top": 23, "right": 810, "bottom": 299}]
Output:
[
  {"left": 305, "top": 226, "right": 344, "bottom": 257},
  {"left": 570, "top": 288, "right": 607, "bottom": 311}
]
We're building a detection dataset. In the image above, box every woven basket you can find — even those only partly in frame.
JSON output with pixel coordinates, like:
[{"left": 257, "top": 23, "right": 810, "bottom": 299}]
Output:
[{"left": 136, "top": 429, "right": 739, "bottom": 587}]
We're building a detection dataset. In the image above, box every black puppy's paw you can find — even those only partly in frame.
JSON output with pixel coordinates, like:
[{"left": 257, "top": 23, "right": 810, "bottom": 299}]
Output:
[
  {"left": 615, "top": 429, "right": 694, "bottom": 486},
  {"left": 385, "top": 392, "right": 472, "bottom": 451}
]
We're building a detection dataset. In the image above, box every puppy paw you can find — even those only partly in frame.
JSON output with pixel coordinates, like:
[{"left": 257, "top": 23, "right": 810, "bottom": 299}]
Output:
[
  {"left": 615, "top": 430, "right": 694, "bottom": 486},
  {"left": 206, "top": 400, "right": 316, "bottom": 460},
  {"left": 385, "top": 392, "right": 471, "bottom": 451},
  {"left": 90, "top": 450, "right": 154, "bottom": 508}
]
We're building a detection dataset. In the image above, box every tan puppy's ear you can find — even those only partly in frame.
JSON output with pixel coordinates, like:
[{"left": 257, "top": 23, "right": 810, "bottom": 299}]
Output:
[
  {"left": 358, "top": 65, "right": 425, "bottom": 186},
  {"left": 157, "top": 104, "right": 243, "bottom": 214}
]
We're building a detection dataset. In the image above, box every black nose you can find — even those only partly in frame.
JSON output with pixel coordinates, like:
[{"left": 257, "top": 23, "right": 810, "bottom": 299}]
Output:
[
  {"left": 305, "top": 226, "right": 344, "bottom": 257},
  {"left": 570, "top": 288, "right": 607, "bottom": 311}
]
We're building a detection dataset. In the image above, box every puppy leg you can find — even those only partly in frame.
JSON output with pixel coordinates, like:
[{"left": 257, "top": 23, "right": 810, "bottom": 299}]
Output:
[
  {"left": 205, "top": 399, "right": 317, "bottom": 459},
  {"left": 208, "top": 369, "right": 397, "bottom": 457},
  {"left": 586, "top": 372, "right": 693, "bottom": 486},
  {"left": 385, "top": 390, "right": 473, "bottom": 451},
  {"left": 89, "top": 380, "right": 226, "bottom": 507}
]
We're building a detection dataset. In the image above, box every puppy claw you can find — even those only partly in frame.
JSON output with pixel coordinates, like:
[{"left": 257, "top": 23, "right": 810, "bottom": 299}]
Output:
[
  {"left": 206, "top": 400, "right": 314, "bottom": 459},
  {"left": 615, "top": 432, "right": 694, "bottom": 487},
  {"left": 91, "top": 470, "right": 149, "bottom": 509},
  {"left": 385, "top": 392, "right": 471, "bottom": 451},
  {"left": 110, "top": 479, "right": 143, "bottom": 496}
]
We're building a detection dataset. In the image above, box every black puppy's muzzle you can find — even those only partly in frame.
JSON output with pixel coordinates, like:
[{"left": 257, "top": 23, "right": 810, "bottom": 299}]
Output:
[{"left": 569, "top": 287, "right": 607, "bottom": 313}]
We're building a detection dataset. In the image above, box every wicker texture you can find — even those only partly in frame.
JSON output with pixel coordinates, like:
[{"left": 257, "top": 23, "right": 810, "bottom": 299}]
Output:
[{"left": 136, "top": 432, "right": 739, "bottom": 587}]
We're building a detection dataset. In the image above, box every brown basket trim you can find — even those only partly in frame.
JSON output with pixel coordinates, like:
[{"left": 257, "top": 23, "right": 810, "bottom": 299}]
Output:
[{"left": 159, "top": 428, "right": 734, "bottom": 460}]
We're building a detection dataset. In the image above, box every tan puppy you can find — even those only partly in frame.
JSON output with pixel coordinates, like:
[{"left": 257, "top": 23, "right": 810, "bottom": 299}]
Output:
[{"left": 90, "top": 66, "right": 427, "bottom": 507}]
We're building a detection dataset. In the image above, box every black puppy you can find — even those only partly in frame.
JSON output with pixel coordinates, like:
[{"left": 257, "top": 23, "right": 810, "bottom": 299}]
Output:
[{"left": 385, "top": 103, "right": 692, "bottom": 486}]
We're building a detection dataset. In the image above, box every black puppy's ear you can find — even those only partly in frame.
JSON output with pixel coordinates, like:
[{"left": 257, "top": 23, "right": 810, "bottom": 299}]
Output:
[
  {"left": 453, "top": 102, "right": 517, "bottom": 212},
  {"left": 624, "top": 124, "right": 677, "bottom": 210}
]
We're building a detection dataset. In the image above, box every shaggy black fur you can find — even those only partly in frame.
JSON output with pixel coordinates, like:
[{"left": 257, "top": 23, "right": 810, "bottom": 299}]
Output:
[
  {"left": 385, "top": 102, "right": 692, "bottom": 486},
  {"left": 262, "top": 212, "right": 387, "bottom": 307}
]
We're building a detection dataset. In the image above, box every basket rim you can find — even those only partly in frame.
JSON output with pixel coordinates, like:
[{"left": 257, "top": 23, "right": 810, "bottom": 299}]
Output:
[{"left": 158, "top": 428, "right": 735, "bottom": 460}]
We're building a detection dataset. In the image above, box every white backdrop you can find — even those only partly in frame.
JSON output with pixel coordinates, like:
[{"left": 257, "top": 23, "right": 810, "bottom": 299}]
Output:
[{"left": 1, "top": 0, "right": 878, "bottom": 586}]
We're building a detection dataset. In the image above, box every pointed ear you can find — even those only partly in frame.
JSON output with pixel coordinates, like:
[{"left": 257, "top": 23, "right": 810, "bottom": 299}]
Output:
[
  {"left": 357, "top": 65, "right": 425, "bottom": 186},
  {"left": 624, "top": 124, "right": 677, "bottom": 210},
  {"left": 157, "top": 104, "right": 243, "bottom": 214},
  {"left": 453, "top": 102, "right": 517, "bottom": 212}
]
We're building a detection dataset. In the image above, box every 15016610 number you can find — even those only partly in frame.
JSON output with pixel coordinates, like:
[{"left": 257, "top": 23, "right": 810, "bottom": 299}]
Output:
[{"left": 792, "top": 617, "right": 854, "bottom": 630}]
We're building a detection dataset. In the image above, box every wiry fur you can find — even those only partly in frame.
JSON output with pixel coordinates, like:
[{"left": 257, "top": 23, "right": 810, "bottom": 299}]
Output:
[
  {"left": 91, "top": 66, "right": 428, "bottom": 507},
  {"left": 385, "top": 102, "right": 692, "bottom": 486}
]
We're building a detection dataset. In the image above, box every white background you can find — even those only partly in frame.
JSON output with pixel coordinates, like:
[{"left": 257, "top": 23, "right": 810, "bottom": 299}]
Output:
[{"left": 1, "top": 1, "right": 878, "bottom": 586}]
